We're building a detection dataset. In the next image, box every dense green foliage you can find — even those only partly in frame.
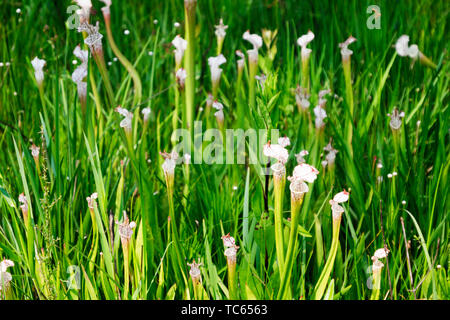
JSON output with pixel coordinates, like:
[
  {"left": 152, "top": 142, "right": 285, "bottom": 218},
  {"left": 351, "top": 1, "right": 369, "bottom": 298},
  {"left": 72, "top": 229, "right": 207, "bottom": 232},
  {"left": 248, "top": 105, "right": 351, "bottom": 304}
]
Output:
[{"left": 0, "top": 0, "right": 448, "bottom": 300}]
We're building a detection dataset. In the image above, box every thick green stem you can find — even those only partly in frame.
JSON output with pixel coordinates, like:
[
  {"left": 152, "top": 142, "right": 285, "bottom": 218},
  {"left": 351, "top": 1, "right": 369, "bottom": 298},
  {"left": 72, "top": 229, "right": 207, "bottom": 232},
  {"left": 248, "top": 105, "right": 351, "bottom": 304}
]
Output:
[
  {"left": 277, "top": 195, "right": 303, "bottom": 299},
  {"left": 313, "top": 216, "right": 341, "bottom": 300},
  {"left": 184, "top": 0, "right": 196, "bottom": 132},
  {"left": 273, "top": 173, "right": 286, "bottom": 277},
  {"left": 343, "top": 58, "right": 354, "bottom": 156}
]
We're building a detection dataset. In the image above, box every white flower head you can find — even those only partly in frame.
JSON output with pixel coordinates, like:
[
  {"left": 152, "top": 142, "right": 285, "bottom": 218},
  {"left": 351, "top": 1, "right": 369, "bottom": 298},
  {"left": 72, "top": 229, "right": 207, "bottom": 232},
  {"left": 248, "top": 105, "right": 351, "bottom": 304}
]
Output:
[
  {"left": 388, "top": 108, "right": 405, "bottom": 130},
  {"left": 75, "top": 0, "right": 92, "bottom": 23},
  {"left": 290, "top": 163, "right": 320, "bottom": 183},
  {"left": 263, "top": 142, "right": 289, "bottom": 164},
  {"left": 236, "top": 50, "right": 245, "bottom": 70},
  {"left": 161, "top": 150, "right": 179, "bottom": 176},
  {"left": 372, "top": 259, "right": 384, "bottom": 272},
  {"left": 339, "top": 36, "right": 357, "bottom": 59},
  {"left": 373, "top": 247, "right": 390, "bottom": 260},
  {"left": 215, "top": 18, "right": 228, "bottom": 39},
  {"left": 278, "top": 137, "right": 290, "bottom": 148},
  {"left": 73, "top": 45, "right": 89, "bottom": 65},
  {"left": 31, "top": 57, "right": 46, "bottom": 86},
  {"left": 172, "top": 35, "right": 187, "bottom": 67},
  {"left": 208, "top": 54, "right": 226, "bottom": 84},
  {"left": 255, "top": 74, "right": 267, "bottom": 90},
  {"left": 116, "top": 211, "right": 136, "bottom": 242},
  {"left": 314, "top": 105, "right": 327, "bottom": 129},
  {"left": 214, "top": 109, "right": 224, "bottom": 124},
  {"left": 295, "top": 86, "right": 310, "bottom": 110},
  {"left": 115, "top": 107, "right": 133, "bottom": 131},
  {"left": 18, "top": 193, "right": 28, "bottom": 213},
  {"left": 176, "top": 68, "right": 187, "bottom": 88},
  {"left": 78, "top": 22, "right": 103, "bottom": 53},
  {"left": 86, "top": 192, "right": 98, "bottom": 209},
  {"left": 221, "top": 233, "right": 239, "bottom": 249},
  {"left": 329, "top": 190, "right": 350, "bottom": 220},
  {"left": 212, "top": 101, "right": 224, "bottom": 110},
  {"left": 187, "top": 260, "right": 203, "bottom": 279},
  {"left": 318, "top": 89, "right": 331, "bottom": 107},
  {"left": 295, "top": 150, "right": 309, "bottom": 164},
  {"left": 183, "top": 153, "right": 191, "bottom": 164},
  {"left": 0, "top": 259, "right": 14, "bottom": 290},
  {"left": 100, "top": 0, "right": 112, "bottom": 16},
  {"left": 141, "top": 107, "right": 151, "bottom": 122},
  {"left": 297, "top": 30, "right": 314, "bottom": 59},
  {"left": 324, "top": 141, "right": 338, "bottom": 165},
  {"left": 243, "top": 31, "right": 263, "bottom": 50},
  {"left": 395, "top": 35, "right": 419, "bottom": 59},
  {"left": 30, "top": 144, "right": 40, "bottom": 158}
]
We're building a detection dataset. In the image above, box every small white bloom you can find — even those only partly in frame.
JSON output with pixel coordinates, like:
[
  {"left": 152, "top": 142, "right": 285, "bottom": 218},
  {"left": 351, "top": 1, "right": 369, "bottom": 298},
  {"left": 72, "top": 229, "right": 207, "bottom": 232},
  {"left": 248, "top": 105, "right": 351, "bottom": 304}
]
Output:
[
  {"left": 0, "top": 259, "right": 14, "bottom": 290},
  {"left": 16, "top": 8, "right": 21, "bottom": 14},
  {"left": 208, "top": 54, "right": 227, "bottom": 84},
  {"left": 388, "top": 108, "right": 405, "bottom": 130},
  {"left": 290, "top": 163, "right": 320, "bottom": 183},
  {"left": 172, "top": 35, "right": 187, "bottom": 67},
  {"left": 255, "top": 74, "right": 267, "bottom": 90},
  {"left": 373, "top": 247, "right": 390, "bottom": 259},
  {"left": 332, "top": 190, "right": 350, "bottom": 203},
  {"left": 402, "top": 200, "right": 406, "bottom": 205},
  {"left": 75, "top": 0, "right": 92, "bottom": 23},
  {"left": 86, "top": 192, "right": 98, "bottom": 209},
  {"left": 161, "top": 150, "right": 179, "bottom": 175},
  {"left": 323, "top": 141, "right": 338, "bottom": 165},
  {"left": 124, "top": 29, "right": 130, "bottom": 35},
  {"left": 395, "top": 35, "right": 419, "bottom": 59},
  {"left": 31, "top": 56, "right": 46, "bottom": 86},
  {"left": 329, "top": 190, "right": 349, "bottom": 220},
  {"left": 278, "top": 137, "right": 290, "bottom": 148},
  {"left": 18, "top": 193, "right": 28, "bottom": 213},
  {"left": 295, "top": 150, "right": 309, "bottom": 164},
  {"left": 78, "top": 22, "right": 103, "bottom": 53},
  {"left": 243, "top": 30, "right": 263, "bottom": 50},
  {"left": 174, "top": 22, "right": 180, "bottom": 28},
  {"left": 321, "top": 160, "right": 328, "bottom": 168},
  {"left": 214, "top": 109, "right": 224, "bottom": 123},
  {"left": 339, "top": 36, "right": 357, "bottom": 59},
  {"left": 148, "top": 51, "right": 153, "bottom": 56},
  {"left": 212, "top": 101, "right": 224, "bottom": 110},
  {"left": 313, "top": 105, "right": 327, "bottom": 129},
  {"left": 30, "top": 144, "right": 40, "bottom": 158},
  {"left": 377, "top": 162, "right": 383, "bottom": 169},
  {"left": 141, "top": 107, "right": 151, "bottom": 122},
  {"left": 221, "top": 233, "right": 237, "bottom": 248},
  {"left": 232, "top": 185, "right": 238, "bottom": 191},
  {"left": 176, "top": 68, "right": 187, "bottom": 88},
  {"left": 215, "top": 18, "right": 228, "bottom": 39},
  {"left": 263, "top": 143, "right": 289, "bottom": 164},
  {"left": 297, "top": 30, "right": 314, "bottom": 59},
  {"left": 183, "top": 153, "right": 191, "bottom": 164},
  {"left": 153, "top": 19, "right": 158, "bottom": 25},
  {"left": 387, "top": 173, "right": 393, "bottom": 179},
  {"left": 100, "top": 0, "right": 112, "bottom": 15},
  {"left": 295, "top": 86, "right": 310, "bottom": 110},
  {"left": 116, "top": 211, "right": 136, "bottom": 242},
  {"left": 392, "top": 171, "right": 398, "bottom": 176},
  {"left": 236, "top": 50, "right": 245, "bottom": 70},
  {"left": 115, "top": 107, "right": 133, "bottom": 131}
]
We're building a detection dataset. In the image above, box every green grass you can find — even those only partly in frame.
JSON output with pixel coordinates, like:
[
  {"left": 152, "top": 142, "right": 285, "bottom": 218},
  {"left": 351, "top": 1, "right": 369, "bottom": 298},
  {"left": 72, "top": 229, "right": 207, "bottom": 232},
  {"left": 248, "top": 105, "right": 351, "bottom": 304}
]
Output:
[{"left": 0, "top": 0, "right": 448, "bottom": 300}]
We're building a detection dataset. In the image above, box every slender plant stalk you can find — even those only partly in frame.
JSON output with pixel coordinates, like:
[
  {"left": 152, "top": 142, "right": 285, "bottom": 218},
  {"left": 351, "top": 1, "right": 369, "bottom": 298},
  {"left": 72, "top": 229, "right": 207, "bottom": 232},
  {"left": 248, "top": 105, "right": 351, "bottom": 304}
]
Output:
[
  {"left": 313, "top": 215, "right": 342, "bottom": 300},
  {"left": 103, "top": 13, "right": 142, "bottom": 107},
  {"left": 184, "top": 0, "right": 197, "bottom": 132},
  {"left": 277, "top": 194, "right": 303, "bottom": 299}
]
